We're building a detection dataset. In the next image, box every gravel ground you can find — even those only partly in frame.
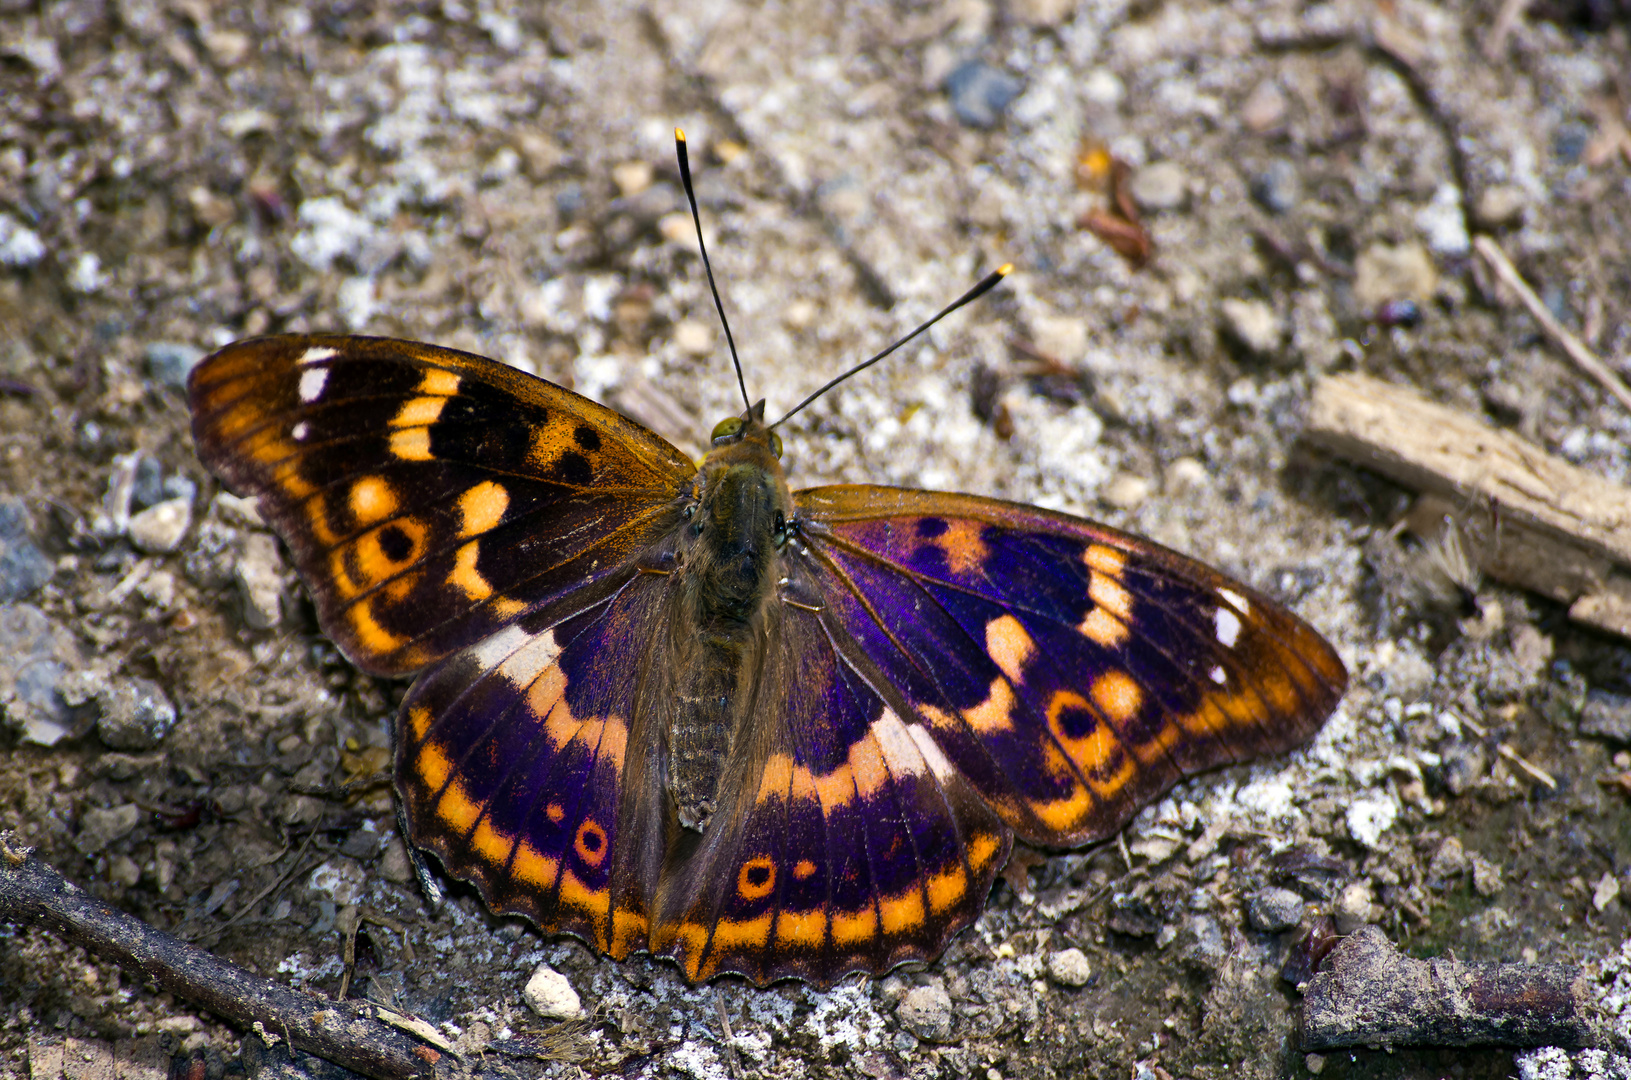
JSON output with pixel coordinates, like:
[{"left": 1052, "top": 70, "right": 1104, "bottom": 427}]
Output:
[{"left": 2, "top": 1, "right": 1630, "bottom": 1078}]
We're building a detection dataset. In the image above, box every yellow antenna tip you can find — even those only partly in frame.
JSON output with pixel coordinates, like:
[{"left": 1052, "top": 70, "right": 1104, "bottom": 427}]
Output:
[
  {"left": 997, "top": 263, "right": 1014, "bottom": 276},
  {"left": 675, "top": 127, "right": 687, "bottom": 142}
]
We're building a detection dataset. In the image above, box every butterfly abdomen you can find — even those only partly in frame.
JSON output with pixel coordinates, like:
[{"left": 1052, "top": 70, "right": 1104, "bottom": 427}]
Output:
[{"left": 668, "top": 430, "right": 795, "bottom": 833}]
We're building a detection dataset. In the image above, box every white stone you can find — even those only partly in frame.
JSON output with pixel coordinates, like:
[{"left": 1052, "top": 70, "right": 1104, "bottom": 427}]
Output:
[
  {"left": 1101, "top": 474, "right": 1152, "bottom": 509},
  {"left": 1593, "top": 871, "right": 1621, "bottom": 913},
  {"left": 128, "top": 497, "right": 193, "bottom": 554},
  {"left": 1345, "top": 794, "right": 1398, "bottom": 849},
  {"left": 1219, "top": 298, "right": 1282, "bottom": 356},
  {"left": 1046, "top": 947, "right": 1092, "bottom": 987},
  {"left": 236, "top": 532, "right": 284, "bottom": 629},
  {"left": 1130, "top": 161, "right": 1188, "bottom": 212},
  {"left": 673, "top": 319, "right": 714, "bottom": 357},
  {"left": 523, "top": 963, "right": 583, "bottom": 1020}
]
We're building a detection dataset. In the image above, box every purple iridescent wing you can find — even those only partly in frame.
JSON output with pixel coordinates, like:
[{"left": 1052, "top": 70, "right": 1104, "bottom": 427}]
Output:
[
  {"left": 646, "top": 596, "right": 1011, "bottom": 985},
  {"left": 788, "top": 486, "right": 1347, "bottom": 849},
  {"left": 394, "top": 555, "right": 679, "bottom": 960}
]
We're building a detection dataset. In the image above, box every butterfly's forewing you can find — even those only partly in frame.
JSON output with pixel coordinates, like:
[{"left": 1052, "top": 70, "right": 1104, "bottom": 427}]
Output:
[
  {"left": 188, "top": 335, "right": 696, "bottom": 674},
  {"left": 394, "top": 561, "right": 679, "bottom": 958},
  {"left": 789, "top": 486, "right": 1347, "bottom": 850},
  {"left": 647, "top": 597, "right": 1011, "bottom": 985}
]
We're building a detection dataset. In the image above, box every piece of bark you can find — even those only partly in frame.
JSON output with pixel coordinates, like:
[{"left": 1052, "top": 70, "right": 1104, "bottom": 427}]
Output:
[
  {"left": 1306, "top": 372, "right": 1631, "bottom": 640},
  {"left": 0, "top": 843, "right": 449, "bottom": 1080},
  {"left": 1300, "top": 925, "right": 1601, "bottom": 1050}
]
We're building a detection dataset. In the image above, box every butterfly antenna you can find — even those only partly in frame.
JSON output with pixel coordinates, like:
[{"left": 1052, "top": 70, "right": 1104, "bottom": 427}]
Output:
[
  {"left": 772, "top": 263, "right": 1011, "bottom": 428},
  {"left": 675, "top": 128, "right": 751, "bottom": 412}
]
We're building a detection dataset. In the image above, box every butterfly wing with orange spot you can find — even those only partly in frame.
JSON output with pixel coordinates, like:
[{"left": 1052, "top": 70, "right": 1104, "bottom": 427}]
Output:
[
  {"left": 647, "top": 592, "right": 1011, "bottom": 986},
  {"left": 188, "top": 335, "right": 695, "bottom": 674},
  {"left": 789, "top": 486, "right": 1347, "bottom": 850},
  {"left": 393, "top": 551, "right": 680, "bottom": 958}
]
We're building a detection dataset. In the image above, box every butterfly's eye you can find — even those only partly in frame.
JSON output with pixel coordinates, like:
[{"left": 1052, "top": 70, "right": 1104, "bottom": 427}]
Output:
[
  {"left": 772, "top": 509, "right": 787, "bottom": 545},
  {"left": 768, "top": 430, "right": 783, "bottom": 459},
  {"left": 711, "top": 417, "right": 744, "bottom": 444}
]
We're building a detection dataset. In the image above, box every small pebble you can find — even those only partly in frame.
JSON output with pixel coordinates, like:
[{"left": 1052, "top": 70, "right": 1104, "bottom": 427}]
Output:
[
  {"left": 99, "top": 452, "right": 142, "bottom": 537},
  {"left": 1592, "top": 872, "right": 1621, "bottom": 913},
  {"left": 236, "top": 532, "right": 284, "bottom": 629},
  {"left": 0, "top": 496, "right": 54, "bottom": 602},
  {"left": 108, "top": 854, "right": 142, "bottom": 888},
  {"left": 75, "top": 803, "right": 142, "bottom": 855},
  {"left": 673, "top": 319, "right": 714, "bottom": 357},
  {"left": 1415, "top": 183, "right": 1469, "bottom": 257},
  {"left": 1581, "top": 691, "right": 1631, "bottom": 743},
  {"left": 128, "top": 497, "right": 193, "bottom": 554},
  {"left": 897, "top": 984, "right": 954, "bottom": 1042},
  {"left": 1165, "top": 457, "right": 1207, "bottom": 495},
  {"left": 1333, "top": 881, "right": 1381, "bottom": 934},
  {"left": 132, "top": 455, "right": 167, "bottom": 510},
  {"left": 1245, "top": 886, "right": 1305, "bottom": 932},
  {"left": 1101, "top": 474, "right": 1152, "bottom": 510},
  {"left": 1249, "top": 159, "right": 1300, "bottom": 215},
  {"left": 1345, "top": 795, "right": 1397, "bottom": 849},
  {"left": 944, "top": 61, "right": 1022, "bottom": 129},
  {"left": 524, "top": 963, "right": 583, "bottom": 1020},
  {"left": 1354, "top": 242, "right": 1437, "bottom": 308},
  {"left": 1046, "top": 947, "right": 1092, "bottom": 987},
  {"left": 1241, "top": 80, "right": 1288, "bottom": 132},
  {"left": 1219, "top": 298, "right": 1282, "bottom": 356},
  {"left": 214, "top": 492, "right": 265, "bottom": 528},
  {"left": 96, "top": 677, "right": 178, "bottom": 750},
  {"left": 1474, "top": 184, "right": 1527, "bottom": 229},
  {"left": 1470, "top": 853, "right": 1504, "bottom": 897},
  {"left": 611, "top": 160, "right": 654, "bottom": 198},
  {"left": 0, "top": 213, "right": 46, "bottom": 267},
  {"left": 1129, "top": 161, "right": 1187, "bottom": 213},
  {"left": 144, "top": 342, "right": 206, "bottom": 392},
  {"left": 1426, "top": 836, "right": 1469, "bottom": 891}
]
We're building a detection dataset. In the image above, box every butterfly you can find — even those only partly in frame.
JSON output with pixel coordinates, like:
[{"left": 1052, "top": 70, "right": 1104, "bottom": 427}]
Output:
[{"left": 187, "top": 138, "right": 1346, "bottom": 989}]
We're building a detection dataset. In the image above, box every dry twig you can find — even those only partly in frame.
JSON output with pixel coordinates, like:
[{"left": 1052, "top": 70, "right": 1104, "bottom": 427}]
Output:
[
  {"left": 1474, "top": 235, "right": 1631, "bottom": 417},
  {"left": 0, "top": 841, "right": 447, "bottom": 1080}
]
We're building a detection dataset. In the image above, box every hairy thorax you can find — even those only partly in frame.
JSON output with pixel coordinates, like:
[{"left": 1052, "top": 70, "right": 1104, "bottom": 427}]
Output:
[{"left": 668, "top": 417, "right": 793, "bottom": 832}]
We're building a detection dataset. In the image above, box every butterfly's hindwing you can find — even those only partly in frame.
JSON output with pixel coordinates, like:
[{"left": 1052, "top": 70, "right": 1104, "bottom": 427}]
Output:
[
  {"left": 394, "top": 560, "right": 678, "bottom": 957},
  {"left": 188, "top": 336, "right": 696, "bottom": 673},
  {"left": 650, "top": 598, "right": 1010, "bottom": 985},
  {"left": 792, "top": 486, "right": 1347, "bottom": 848}
]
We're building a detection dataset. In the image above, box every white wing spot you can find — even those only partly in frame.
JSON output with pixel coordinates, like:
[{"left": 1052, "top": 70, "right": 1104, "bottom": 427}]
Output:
[
  {"left": 1218, "top": 587, "right": 1250, "bottom": 615},
  {"left": 1214, "top": 607, "right": 1242, "bottom": 648},
  {"left": 298, "top": 367, "right": 329, "bottom": 403},
  {"left": 291, "top": 421, "right": 309, "bottom": 441},
  {"left": 467, "top": 624, "right": 534, "bottom": 674},
  {"left": 906, "top": 723, "right": 956, "bottom": 781},
  {"left": 298, "top": 346, "right": 338, "bottom": 366},
  {"left": 870, "top": 710, "right": 926, "bottom": 779},
  {"left": 1210, "top": 665, "right": 1227, "bottom": 685}
]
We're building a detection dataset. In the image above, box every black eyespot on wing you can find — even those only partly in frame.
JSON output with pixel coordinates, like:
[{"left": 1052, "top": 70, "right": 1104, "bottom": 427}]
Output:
[
  {"left": 575, "top": 425, "right": 601, "bottom": 451},
  {"left": 378, "top": 524, "right": 414, "bottom": 562},
  {"left": 558, "top": 451, "right": 593, "bottom": 486}
]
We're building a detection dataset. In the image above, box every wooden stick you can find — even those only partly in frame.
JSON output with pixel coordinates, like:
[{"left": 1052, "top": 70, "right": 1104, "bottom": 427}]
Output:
[
  {"left": 0, "top": 840, "right": 447, "bottom": 1080},
  {"left": 1301, "top": 926, "right": 1602, "bottom": 1050},
  {"left": 1305, "top": 372, "right": 1631, "bottom": 640},
  {"left": 1474, "top": 235, "right": 1631, "bottom": 417}
]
